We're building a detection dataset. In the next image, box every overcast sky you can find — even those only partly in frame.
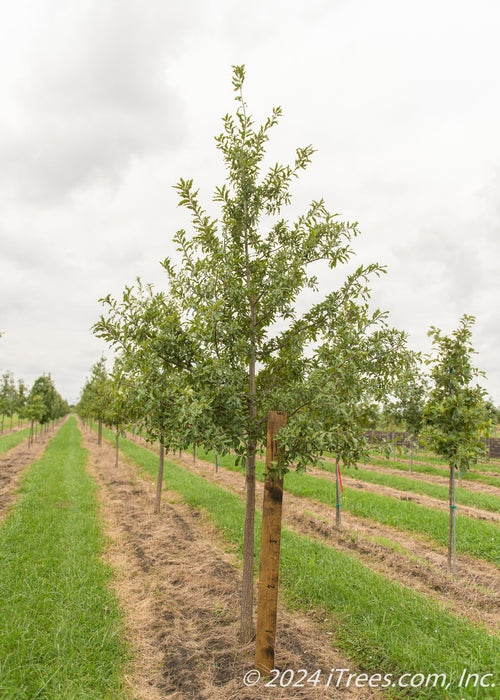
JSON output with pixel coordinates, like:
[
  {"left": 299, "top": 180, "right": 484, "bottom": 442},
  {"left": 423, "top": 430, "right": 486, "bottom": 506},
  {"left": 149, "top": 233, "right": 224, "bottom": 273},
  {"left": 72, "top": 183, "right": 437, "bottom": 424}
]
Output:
[{"left": 1, "top": 0, "right": 499, "bottom": 405}]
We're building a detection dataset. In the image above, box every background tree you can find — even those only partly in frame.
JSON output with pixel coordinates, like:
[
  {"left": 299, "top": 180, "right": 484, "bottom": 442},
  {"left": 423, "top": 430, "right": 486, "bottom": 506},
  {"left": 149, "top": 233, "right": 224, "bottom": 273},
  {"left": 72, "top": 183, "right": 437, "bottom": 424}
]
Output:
[
  {"left": 29, "top": 375, "right": 60, "bottom": 430},
  {"left": 391, "top": 368, "right": 427, "bottom": 472},
  {"left": 100, "top": 359, "right": 136, "bottom": 470},
  {"left": 16, "top": 379, "right": 29, "bottom": 427},
  {"left": 281, "top": 309, "right": 413, "bottom": 527},
  {"left": 0, "top": 371, "right": 17, "bottom": 433},
  {"left": 78, "top": 359, "right": 111, "bottom": 445},
  {"left": 24, "top": 393, "right": 45, "bottom": 446},
  {"left": 94, "top": 284, "right": 217, "bottom": 512},
  {"left": 423, "top": 314, "right": 492, "bottom": 575}
]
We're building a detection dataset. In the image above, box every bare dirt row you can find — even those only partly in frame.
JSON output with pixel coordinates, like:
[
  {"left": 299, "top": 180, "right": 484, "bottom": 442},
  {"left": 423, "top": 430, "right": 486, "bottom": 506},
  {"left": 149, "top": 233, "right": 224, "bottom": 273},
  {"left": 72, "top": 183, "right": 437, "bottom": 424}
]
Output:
[{"left": 81, "top": 426, "right": 382, "bottom": 700}]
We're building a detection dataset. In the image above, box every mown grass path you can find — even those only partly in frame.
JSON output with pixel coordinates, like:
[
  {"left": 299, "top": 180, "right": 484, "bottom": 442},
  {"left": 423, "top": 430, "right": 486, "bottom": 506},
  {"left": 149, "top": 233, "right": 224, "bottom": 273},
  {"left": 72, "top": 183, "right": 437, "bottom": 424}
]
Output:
[
  {"left": 106, "top": 428, "right": 499, "bottom": 700},
  {"left": 0, "top": 417, "right": 128, "bottom": 699}
]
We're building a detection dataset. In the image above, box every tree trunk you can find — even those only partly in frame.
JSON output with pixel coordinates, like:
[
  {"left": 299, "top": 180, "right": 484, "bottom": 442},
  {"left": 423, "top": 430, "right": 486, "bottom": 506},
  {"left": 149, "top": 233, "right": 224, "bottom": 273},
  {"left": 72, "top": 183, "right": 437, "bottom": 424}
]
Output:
[
  {"left": 115, "top": 429, "right": 119, "bottom": 468},
  {"left": 255, "top": 411, "right": 287, "bottom": 674},
  {"left": 193, "top": 443, "right": 197, "bottom": 464},
  {"left": 154, "top": 440, "right": 165, "bottom": 515},
  {"left": 215, "top": 453, "right": 219, "bottom": 473},
  {"left": 240, "top": 448, "right": 256, "bottom": 644},
  {"left": 335, "top": 459, "right": 341, "bottom": 527},
  {"left": 98, "top": 419, "right": 102, "bottom": 446},
  {"left": 448, "top": 463, "right": 456, "bottom": 575},
  {"left": 409, "top": 440, "right": 413, "bottom": 474},
  {"left": 240, "top": 249, "right": 259, "bottom": 644}
]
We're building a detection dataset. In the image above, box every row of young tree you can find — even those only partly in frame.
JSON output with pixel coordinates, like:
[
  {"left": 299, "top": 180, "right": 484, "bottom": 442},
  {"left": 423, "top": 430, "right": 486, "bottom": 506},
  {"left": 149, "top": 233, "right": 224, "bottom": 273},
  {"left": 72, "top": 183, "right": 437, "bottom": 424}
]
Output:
[
  {"left": 78, "top": 67, "right": 495, "bottom": 670},
  {"left": 0, "top": 371, "right": 69, "bottom": 442}
]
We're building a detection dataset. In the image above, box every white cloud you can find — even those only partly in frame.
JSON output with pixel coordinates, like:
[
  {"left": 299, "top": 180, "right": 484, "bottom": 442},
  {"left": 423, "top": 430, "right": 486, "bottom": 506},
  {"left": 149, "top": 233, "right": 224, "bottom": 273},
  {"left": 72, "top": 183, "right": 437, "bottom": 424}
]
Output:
[{"left": 1, "top": 0, "right": 499, "bottom": 403}]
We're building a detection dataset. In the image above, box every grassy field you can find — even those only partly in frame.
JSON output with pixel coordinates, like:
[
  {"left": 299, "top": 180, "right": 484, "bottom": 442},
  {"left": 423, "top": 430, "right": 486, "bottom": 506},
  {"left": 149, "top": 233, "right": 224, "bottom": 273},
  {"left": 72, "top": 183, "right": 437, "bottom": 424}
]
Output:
[
  {"left": 181, "top": 445, "right": 500, "bottom": 566},
  {"left": 0, "top": 425, "right": 31, "bottom": 456},
  {"left": 0, "top": 417, "right": 128, "bottom": 699},
  {"left": 361, "top": 455, "right": 500, "bottom": 488},
  {"left": 103, "top": 427, "right": 499, "bottom": 700},
  {"left": 0, "top": 414, "right": 21, "bottom": 432},
  {"left": 318, "top": 460, "right": 500, "bottom": 513}
]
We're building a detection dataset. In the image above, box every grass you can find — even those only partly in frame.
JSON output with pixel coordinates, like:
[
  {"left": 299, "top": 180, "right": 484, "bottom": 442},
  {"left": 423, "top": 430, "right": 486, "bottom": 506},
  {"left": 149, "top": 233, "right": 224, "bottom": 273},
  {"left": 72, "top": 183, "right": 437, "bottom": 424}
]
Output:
[
  {"left": 0, "top": 417, "right": 128, "bottom": 699},
  {"left": 107, "top": 428, "right": 499, "bottom": 700},
  {"left": 317, "top": 460, "right": 500, "bottom": 514},
  {"left": 362, "top": 455, "right": 500, "bottom": 488},
  {"left": 185, "top": 445, "right": 500, "bottom": 566},
  {"left": 0, "top": 414, "right": 21, "bottom": 431},
  {"left": 0, "top": 426, "right": 31, "bottom": 456}
]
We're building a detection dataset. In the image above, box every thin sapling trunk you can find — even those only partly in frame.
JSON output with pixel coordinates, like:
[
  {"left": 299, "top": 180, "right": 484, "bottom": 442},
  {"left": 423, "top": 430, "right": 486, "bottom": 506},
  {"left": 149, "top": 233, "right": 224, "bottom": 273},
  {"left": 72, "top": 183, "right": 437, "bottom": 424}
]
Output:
[
  {"left": 448, "top": 462, "right": 456, "bottom": 576},
  {"left": 154, "top": 439, "right": 165, "bottom": 515},
  {"left": 335, "top": 459, "right": 342, "bottom": 527}
]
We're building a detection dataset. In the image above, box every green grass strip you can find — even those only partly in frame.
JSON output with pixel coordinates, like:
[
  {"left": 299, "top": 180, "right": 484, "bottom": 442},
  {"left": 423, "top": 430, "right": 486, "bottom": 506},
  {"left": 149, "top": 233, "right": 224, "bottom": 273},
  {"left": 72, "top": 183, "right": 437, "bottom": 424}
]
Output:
[
  {"left": 397, "top": 451, "right": 500, "bottom": 473},
  {"left": 317, "top": 461, "right": 500, "bottom": 514},
  {"left": 362, "top": 455, "right": 500, "bottom": 488},
  {"left": 0, "top": 426, "right": 31, "bottom": 456},
  {"left": 0, "top": 415, "right": 21, "bottom": 431},
  {"left": 109, "top": 430, "right": 499, "bottom": 700},
  {"left": 403, "top": 451, "right": 500, "bottom": 474},
  {"left": 185, "top": 445, "right": 500, "bottom": 566},
  {"left": 0, "top": 417, "right": 128, "bottom": 699}
]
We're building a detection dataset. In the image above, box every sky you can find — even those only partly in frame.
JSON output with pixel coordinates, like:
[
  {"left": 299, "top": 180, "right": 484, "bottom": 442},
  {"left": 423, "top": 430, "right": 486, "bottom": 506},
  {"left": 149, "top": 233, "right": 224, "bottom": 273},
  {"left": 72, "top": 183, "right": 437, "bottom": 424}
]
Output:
[{"left": 0, "top": 0, "right": 499, "bottom": 405}]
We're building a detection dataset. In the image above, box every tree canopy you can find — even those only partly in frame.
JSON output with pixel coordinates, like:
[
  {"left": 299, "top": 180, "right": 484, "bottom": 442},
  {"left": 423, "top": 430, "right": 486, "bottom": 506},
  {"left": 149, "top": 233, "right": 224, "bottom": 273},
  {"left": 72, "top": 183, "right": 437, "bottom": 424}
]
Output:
[{"left": 94, "top": 65, "right": 417, "bottom": 641}]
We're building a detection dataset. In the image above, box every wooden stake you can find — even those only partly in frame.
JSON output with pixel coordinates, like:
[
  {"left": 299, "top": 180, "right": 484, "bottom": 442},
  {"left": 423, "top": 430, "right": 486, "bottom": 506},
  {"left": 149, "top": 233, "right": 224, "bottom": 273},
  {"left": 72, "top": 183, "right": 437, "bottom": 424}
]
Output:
[{"left": 255, "top": 410, "right": 287, "bottom": 674}]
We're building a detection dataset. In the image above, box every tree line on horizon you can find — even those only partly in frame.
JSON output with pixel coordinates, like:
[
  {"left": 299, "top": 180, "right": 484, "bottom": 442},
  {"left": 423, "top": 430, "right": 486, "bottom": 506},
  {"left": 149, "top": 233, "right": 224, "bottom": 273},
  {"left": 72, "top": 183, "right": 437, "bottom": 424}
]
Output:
[{"left": 0, "top": 370, "right": 69, "bottom": 438}]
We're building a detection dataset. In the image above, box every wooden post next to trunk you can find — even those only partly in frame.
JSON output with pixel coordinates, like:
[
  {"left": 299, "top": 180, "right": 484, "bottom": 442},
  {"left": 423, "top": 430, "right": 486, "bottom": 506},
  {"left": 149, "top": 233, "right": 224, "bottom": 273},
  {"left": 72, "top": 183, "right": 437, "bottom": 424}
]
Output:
[{"left": 255, "top": 410, "right": 287, "bottom": 674}]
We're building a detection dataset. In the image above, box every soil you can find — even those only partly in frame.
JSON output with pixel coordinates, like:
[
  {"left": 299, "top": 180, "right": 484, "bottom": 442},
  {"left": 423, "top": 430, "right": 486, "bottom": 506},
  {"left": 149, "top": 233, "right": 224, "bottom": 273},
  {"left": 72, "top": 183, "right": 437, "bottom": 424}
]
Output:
[
  {"left": 163, "top": 449, "right": 500, "bottom": 635},
  {"left": 81, "top": 425, "right": 382, "bottom": 700},
  {"left": 0, "top": 424, "right": 60, "bottom": 523}
]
